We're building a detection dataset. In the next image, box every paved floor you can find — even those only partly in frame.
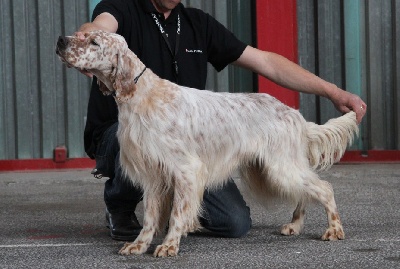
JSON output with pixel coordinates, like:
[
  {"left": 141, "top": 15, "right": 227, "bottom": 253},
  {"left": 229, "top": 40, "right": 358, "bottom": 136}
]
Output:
[{"left": 0, "top": 164, "right": 399, "bottom": 269}]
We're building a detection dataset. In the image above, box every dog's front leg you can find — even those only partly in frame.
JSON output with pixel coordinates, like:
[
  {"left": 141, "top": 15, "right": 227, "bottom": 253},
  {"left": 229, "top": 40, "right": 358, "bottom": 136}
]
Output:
[
  {"left": 154, "top": 174, "right": 203, "bottom": 257},
  {"left": 118, "top": 188, "right": 161, "bottom": 255}
]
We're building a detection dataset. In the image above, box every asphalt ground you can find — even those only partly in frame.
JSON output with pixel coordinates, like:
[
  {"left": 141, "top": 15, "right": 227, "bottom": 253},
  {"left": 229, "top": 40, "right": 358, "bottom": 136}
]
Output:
[{"left": 0, "top": 163, "right": 399, "bottom": 269}]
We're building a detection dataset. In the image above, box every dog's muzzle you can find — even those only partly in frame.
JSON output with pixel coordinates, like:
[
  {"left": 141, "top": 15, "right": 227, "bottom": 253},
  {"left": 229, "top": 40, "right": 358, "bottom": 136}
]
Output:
[{"left": 55, "top": 36, "right": 68, "bottom": 55}]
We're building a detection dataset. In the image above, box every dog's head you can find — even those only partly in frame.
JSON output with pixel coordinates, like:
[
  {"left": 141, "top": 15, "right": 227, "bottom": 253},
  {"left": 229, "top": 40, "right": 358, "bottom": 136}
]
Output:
[{"left": 56, "top": 30, "right": 141, "bottom": 100}]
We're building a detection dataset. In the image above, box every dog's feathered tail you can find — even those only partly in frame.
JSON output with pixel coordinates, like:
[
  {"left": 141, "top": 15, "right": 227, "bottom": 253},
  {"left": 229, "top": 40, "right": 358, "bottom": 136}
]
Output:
[{"left": 306, "top": 111, "right": 359, "bottom": 170}]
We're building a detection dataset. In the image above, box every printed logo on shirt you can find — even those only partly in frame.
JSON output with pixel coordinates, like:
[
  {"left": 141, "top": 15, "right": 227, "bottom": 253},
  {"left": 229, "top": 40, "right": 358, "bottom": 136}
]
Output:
[{"left": 186, "top": 48, "right": 203, "bottom": 54}]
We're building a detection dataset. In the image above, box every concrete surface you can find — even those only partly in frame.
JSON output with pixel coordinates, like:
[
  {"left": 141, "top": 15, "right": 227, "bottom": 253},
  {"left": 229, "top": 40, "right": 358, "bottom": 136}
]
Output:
[{"left": 0, "top": 164, "right": 399, "bottom": 269}]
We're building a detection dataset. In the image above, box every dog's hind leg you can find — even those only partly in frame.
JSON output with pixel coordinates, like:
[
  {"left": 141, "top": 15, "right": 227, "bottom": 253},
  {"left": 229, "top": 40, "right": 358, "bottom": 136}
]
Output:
[
  {"left": 258, "top": 163, "right": 344, "bottom": 241},
  {"left": 315, "top": 181, "right": 345, "bottom": 241},
  {"left": 240, "top": 163, "right": 306, "bottom": 236},
  {"left": 298, "top": 172, "right": 344, "bottom": 241},
  {"left": 281, "top": 200, "right": 306, "bottom": 236}
]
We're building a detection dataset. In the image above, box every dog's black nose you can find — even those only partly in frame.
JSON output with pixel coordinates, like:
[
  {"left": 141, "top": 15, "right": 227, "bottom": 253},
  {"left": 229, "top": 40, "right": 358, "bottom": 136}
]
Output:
[{"left": 56, "top": 36, "right": 68, "bottom": 53}]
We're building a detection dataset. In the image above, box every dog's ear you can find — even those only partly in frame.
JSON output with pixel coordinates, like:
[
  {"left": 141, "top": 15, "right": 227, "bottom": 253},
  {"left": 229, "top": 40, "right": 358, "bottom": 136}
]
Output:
[{"left": 111, "top": 53, "right": 137, "bottom": 101}]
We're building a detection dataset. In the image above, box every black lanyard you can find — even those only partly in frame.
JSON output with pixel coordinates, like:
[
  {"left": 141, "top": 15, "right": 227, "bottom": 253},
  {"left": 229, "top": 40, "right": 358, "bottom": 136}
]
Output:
[{"left": 151, "top": 13, "right": 180, "bottom": 79}]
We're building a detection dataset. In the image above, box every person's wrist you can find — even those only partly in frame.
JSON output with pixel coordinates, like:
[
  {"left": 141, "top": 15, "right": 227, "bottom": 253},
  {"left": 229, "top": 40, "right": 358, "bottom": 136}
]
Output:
[{"left": 323, "top": 83, "right": 342, "bottom": 102}]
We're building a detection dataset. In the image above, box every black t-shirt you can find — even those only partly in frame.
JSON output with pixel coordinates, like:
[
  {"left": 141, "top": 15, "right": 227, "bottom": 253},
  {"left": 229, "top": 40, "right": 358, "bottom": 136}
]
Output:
[{"left": 84, "top": 0, "right": 247, "bottom": 158}]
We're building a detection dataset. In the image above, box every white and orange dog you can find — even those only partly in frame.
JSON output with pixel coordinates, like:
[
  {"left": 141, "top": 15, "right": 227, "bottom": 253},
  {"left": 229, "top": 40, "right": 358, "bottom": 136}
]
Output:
[{"left": 56, "top": 31, "right": 358, "bottom": 257}]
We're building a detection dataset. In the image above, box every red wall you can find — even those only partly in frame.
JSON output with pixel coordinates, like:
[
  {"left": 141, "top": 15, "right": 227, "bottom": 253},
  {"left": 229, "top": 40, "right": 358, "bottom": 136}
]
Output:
[{"left": 255, "top": 0, "right": 299, "bottom": 108}]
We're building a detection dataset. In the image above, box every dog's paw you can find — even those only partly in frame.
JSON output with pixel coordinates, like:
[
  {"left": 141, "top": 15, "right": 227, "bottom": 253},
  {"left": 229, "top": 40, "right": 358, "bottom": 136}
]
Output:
[
  {"left": 118, "top": 242, "right": 147, "bottom": 255},
  {"left": 280, "top": 223, "right": 302, "bottom": 236},
  {"left": 153, "top": 244, "right": 179, "bottom": 257},
  {"left": 321, "top": 227, "right": 345, "bottom": 241}
]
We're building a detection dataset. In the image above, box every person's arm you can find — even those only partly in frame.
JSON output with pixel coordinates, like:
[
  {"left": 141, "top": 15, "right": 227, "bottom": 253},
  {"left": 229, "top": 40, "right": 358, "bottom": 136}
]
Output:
[
  {"left": 73, "top": 13, "right": 119, "bottom": 77},
  {"left": 234, "top": 46, "right": 367, "bottom": 123}
]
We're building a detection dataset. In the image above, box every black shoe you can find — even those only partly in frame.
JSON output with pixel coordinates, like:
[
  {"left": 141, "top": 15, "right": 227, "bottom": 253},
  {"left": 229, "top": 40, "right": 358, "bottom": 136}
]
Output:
[{"left": 106, "top": 209, "right": 142, "bottom": 241}]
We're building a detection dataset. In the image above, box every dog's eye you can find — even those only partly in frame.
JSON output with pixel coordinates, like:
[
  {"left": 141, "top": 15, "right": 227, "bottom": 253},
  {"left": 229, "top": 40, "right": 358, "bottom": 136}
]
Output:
[{"left": 91, "top": 40, "right": 100, "bottom": 46}]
